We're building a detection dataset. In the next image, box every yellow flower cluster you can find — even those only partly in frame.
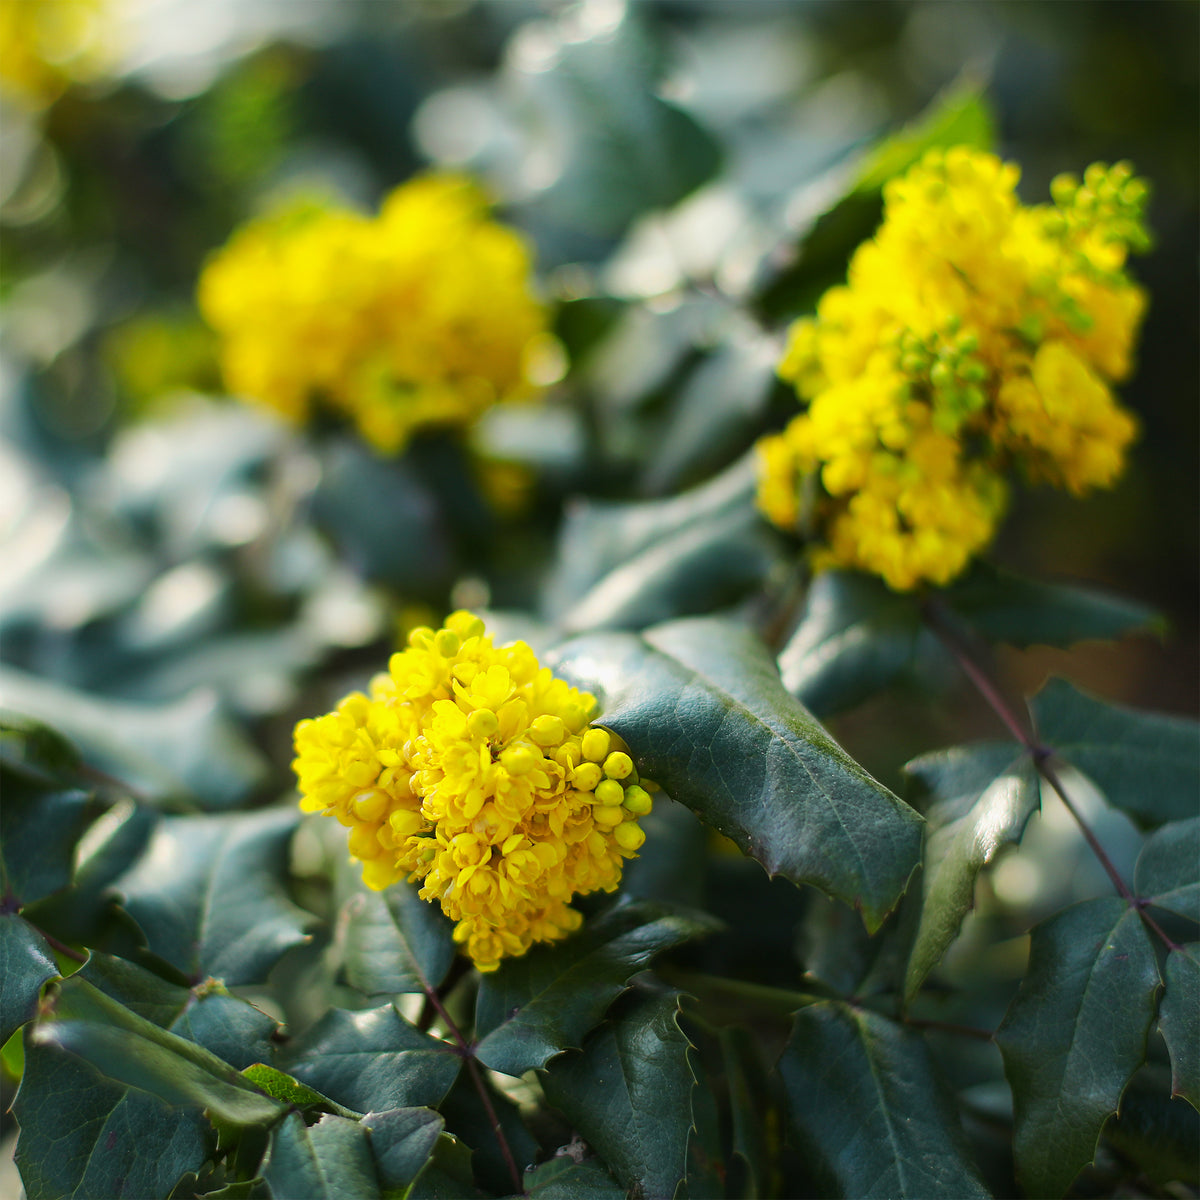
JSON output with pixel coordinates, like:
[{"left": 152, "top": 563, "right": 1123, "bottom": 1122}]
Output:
[
  {"left": 293, "top": 612, "right": 653, "bottom": 972},
  {"left": 0, "top": 0, "right": 110, "bottom": 107},
  {"left": 759, "top": 147, "right": 1149, "bottom": 591},
  {"left": 198, "top": 174, "right": 549, "bottom": 454}
]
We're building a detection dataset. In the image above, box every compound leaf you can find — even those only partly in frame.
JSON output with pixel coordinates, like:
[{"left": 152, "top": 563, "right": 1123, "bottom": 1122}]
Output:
[
  {"left": 283, "top": 1003, "right": 461, "bottom": 1115},
  {"left": 542, "top": 989, "right": 694, "bottom": 1200},
  {"left": 779, "top": 1001, "right": 990, "bottom": 1199},
  {"left": 475, "top": 899, "right": 719, "bottom": 1077},
  {"left": 903, "top": 742, "right": 1039, "bottom": 1002},
  {"left": 996, "top": 896, "right": 1161, "bottom": 1197},
  {"left": 1159, "top": 946, "right": 1199, "bottom": 1112},
  {"left": 551, "top": 617, "right": 922, "bottom": 931},
  {"left": 1031, "top": 679, "right": 1200, "bottom": 828},
  {"left": 113, "top": 808, "right": 310, "bottom": 985},
  {"left": 1134, "top": 817, "right": 1200, "bottom": 922}
]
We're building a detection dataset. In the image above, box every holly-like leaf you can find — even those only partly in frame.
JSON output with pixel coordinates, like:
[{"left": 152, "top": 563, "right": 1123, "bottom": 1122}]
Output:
[
  {"left": 406, "top": 1131, "right": 475, "bottom": 1200},
  {"left": 337, "top": 876, "right": 456, "bottom": 997},
  {"left": 522, "top": 1155, "right": 626, "bottom": 1197},
  {"left": 170, "top": 991, "right": 280, "bottom": 1071},
  {"left": 550, "top": 617, "right": 923, "bottom": 931},
  {"left": 113, "top": 808, "right": 310, "bottom": 985},
  {"left": 996, "top": 896, "right": 1161, "bottom": 1196},
  {"left": 361, "top": 1107, "right": 445, "bottom": 1194},
  {"left": 1134, "top": 817, "right": 1200, "bottom": 922},
  {"left": 283, "top": 1003, "right": 461, "bottom": 1115},
  {"left": 945, "top": 562, "right": 1164, "bottom": 648},
  {"left": 1031, "top": 679, "right": 1200, "bottom": 828},
  {"left": 34, "top": 976, "right": 288, "bottom": 1127},
  {"left": 474, "top": 899, "right": 720, "bottom": 1077},
  {"left": 903, "top": 742, "right": 1040, "bottom": 1001},
  {"left": 779, "top": 1001, "right": 990, "bottom": 1199},
  {"left": 1159, "top": 946, "right": 1199, "bottom": 1111},
  {"left": 1, "top": 766, "right": 94, "bottom": 906},
  {"left": 0, "top": 915, "right": 59, "bottom": 1045},
  {"left": 542, "top": 989, "right": 694, "bottom": 1200},
  {"left": 547, "top": 452, "right": 773, "bottom": 635},
  {"left": 14, "top": 1037, "right": 209, "bottom": 1200},
  {"left": 0, "top": 667, "right": 268, "bottom": 809},
  {"left": 777, "top": 570, "right": 945, "bottom": 717},
  {"left": 262, "top": 1112, "right": 381, "bottom": 1200},
  {"left": 719, "top": 1026, "right": 773, "bottom": 1198}
]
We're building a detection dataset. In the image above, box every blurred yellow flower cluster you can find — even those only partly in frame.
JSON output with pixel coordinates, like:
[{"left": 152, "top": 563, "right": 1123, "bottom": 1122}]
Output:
[
  {"left": 293, "top": 611, "right": 653, "bottom": 972},
  {"left": 198, "top": 174, "right": 550, "bottom": 454},
  {"left": 0, "top": 0, "right": 110, "bottom": 107},
  {"left": 759, "top": 147, "right": 1149, "bottom": 591}
]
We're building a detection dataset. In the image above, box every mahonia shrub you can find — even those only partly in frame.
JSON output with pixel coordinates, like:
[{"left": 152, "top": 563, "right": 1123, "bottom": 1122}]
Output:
[
  {"left": 757, "top": 147, "right": 1149, "bottom": 590},
  {"left": 197, "top": 173, "right": 550, "bottom": 453},
  {"left": 293, "top": 611, "right": 652, "bottom": 971}
]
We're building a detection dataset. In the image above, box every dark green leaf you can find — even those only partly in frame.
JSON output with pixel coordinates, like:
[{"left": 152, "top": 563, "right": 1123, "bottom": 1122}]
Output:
[
  {"left": 14, "top": 1036, "right": 208, "bottom": 1200},
  {"left": 113, "top": 808, "right": 311, "bottom": 985},
  {"left": 903, "top": 742, "right": 1039, "bottom": 1001},
  {"left": 262, "top": 1112, "right": 380, "bottom": 1200},
  {"left": 1031, "top": 678, "right": 1200, "bottom": 828},
  {"left": 542, "top": 989, "right": 694, "bottom": 1200},
  {"left": 0, "top": 666, "right": 268, "bottom": 809},
  {"left": 780, "top": 1001, "right": 989, "bottom": 1199},
  {"left": 551, "top": 617, "right": 923, "bottom": 931},
  {"left": 439, "top": 1069, "right": 539, "bottom": 1195},
  {"left": 0, "top": 712, "right": 82, "bottom": 782},
  {"left": 619, "top": 797, "right": 709, "bottom": 908},
  {"left": 1135, "top": 817, "right": 1200, "bottom": 922},
  {"left": 361, "top": 1107, "right": 444, "bottom": 1194},
  {"left": 73, "top": 950, "right": 191, "bottom": 1025},
  {"left": 777, "top": 570, "right": 944, "bottom": 717},
  {"left": 0, "top": 915, "right": 58, "bottom": 1044},
  {"left": 522, "top": 1155, "right": 625, "bottom": 1198},
  {"left": 283, "top": 1003, "right": 461, "bottom": 1115},
  {"left": 170, "top": 992, "right": 281, "bottom": 1071},
  {"left": 406, "top": 1132, "right": 476, "bottom": 1200},
  {"left": 996, "top": 896, "right": 1161, "bottom": 1196},
  {"left": 1102, "top": 1069, "right": 1200, "bottom": 1187},
  {"left": 0, "top": 766, "right": 94, "bottom": 906},
  {"left": 475, "top": 899, "right": 719, "bottom": 1077},
  {"left": 36, "top": 976, "right": 288, "bottom": 1126},
  {"left": 1159, "top": 946, "right": 1199, "bottom": 1111},
  {"left": 337, "top": 877, "right": 456, "bottom": 997},
  {"left": 719, "top": 1026, "right": 773, "bottom": 1198},
  {"left": 945, "top": 562, "right": 1164, "bottom": 648}
]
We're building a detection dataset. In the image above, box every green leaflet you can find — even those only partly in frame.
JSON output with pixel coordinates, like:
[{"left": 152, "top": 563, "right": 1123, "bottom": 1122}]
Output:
[
  {"left": 779, "top": 1001, "right": 990, "bottom": 1199},
  {"left": 1134, "top": 816, "right": 1200, "bottom": 922},
  {"left": 551, "top": 616, "right": 923, "bottom": 931},
  {"left": 1031, "top": 678, "right": 1200, "bottom": 828},
  {"left": 1159, "top": 946, "right": 1199, "bottom": 1112},
  {"left": 542, "top": 989, "right": 695, "bottom": 1200},
  {"left": 474, "top": 899, "right": 719, "bottom": 1077},
  {"left": 261, "top": 1113, "right": 381, "bottom": 1200},
  {"left": 903, "top": 742, "right": 1040, "bottom": 1002},
  {"left": 0, "top": 915, "right": 58, "bottom": 1046},
  {"left": 996, "top": 896, "right": 1161, "bottom": 1196}
]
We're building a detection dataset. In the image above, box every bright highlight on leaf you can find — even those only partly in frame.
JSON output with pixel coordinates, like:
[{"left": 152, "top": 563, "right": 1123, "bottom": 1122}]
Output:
[
  {"left": 758, "top": 146, "right": 1150, "bottom": 590},
  {"left": 293, "top": 611, "right": 656, "bottom": 972}
]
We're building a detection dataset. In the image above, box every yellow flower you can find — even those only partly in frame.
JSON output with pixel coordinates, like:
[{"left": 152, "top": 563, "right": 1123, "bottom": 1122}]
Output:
[
  {"left": 0, "top": 0, "right": 111, "bottom": 108},
  {"left": 198, "top": 175, "right": 551, "bottom": 454},
  {"left": 758, "top": 146, "right": 1149, "bottom": 590},
  {"left": 293, "top": 611, "right": 653, "bottom": 972}
]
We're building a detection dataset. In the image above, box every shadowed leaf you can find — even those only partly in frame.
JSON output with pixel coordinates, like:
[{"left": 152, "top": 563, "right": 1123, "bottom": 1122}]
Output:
[
  {"left": 262, "top": 1112, "right": 380, "bottom": 1200},
  {"left": 1159, "top": 946, "right": 1199, "bottom": 1112},
  {"left": 1135, "top": 817, "right": 1200, "bottom": 922},
  {"left": 0, "top": 916, "right": 58, "bottom": 1045}
]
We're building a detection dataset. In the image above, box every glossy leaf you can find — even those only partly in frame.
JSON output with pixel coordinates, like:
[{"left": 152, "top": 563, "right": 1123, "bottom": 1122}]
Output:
[
  {"left": 1031, "top": 678, "right": 1200, "bottom": 828},
  {"left": 1134, "top": 816, "right": 1200, "bottom": 922},
  {"left": 0, "top": 766, "right": 94, "bottom": 906},
  {"left": 283, "top": 1002, "right": 461, "bottom": 1115},
  {"left": 113, "top": 808, "right": 310, "bottom": 985},
  {"left": 542, "top": 990, "right": 694, "bottom": 1200},
  {"left": 170, "top": 992, "right": 280, "bottom": 1071},
  {"left": 475, "top": 899, "right": 720, "bottom": 1077},
  {"left": 361, "top": 1107, "right": 445, "bottom": 1194},
  {"left": 903, "top": 742, "right": 1039, "bottom": 1001},
  {"left": 36, "top": 976, "right": 287, "bottom": 1126},
  {"left": 0, "top": 915, "right": 58, "bottom": 1045},
  {"left": 551, "top": 617, "right": 923, "bottom": 931},
  {"left": 0, "top": 666, "right": 268, "bottom": 809},
  {"left": 779, "top": 1001, "right": 990, "bottom": 1199},
  {"left": 1159, "top": 946, "right": 1199, "bottom": 1111},
  {"left": 14, "top": 1036, "right": 208, "bottom": 1200},
  {"left": 945, "top": 562, "right": 1164, "bottom": 648},
  {"left": 996, "top": 897, "right": 1161, "bottom": 1197},
  {"left": 262, "top": 1112, "right": 380, "bottom": 1200},
  {"left": 337, "top": 876, "right": 456, "bottom": 997},
  {"left": 777, "top": 570, "right": 944, "bottom": 717}
]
